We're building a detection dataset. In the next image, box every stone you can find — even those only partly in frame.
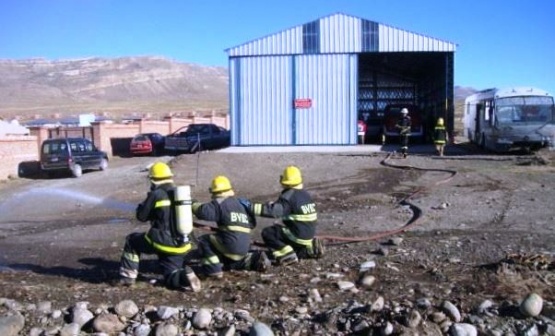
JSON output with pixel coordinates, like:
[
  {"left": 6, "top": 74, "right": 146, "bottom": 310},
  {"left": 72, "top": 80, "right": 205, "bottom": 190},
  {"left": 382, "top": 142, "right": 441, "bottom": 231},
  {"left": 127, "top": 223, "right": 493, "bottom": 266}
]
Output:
[
  {"left": 441, "top": 300, "right": 461, "bottom": 322},
  {"left": 360, "top": 275, "right": 376, "bottom": 288},
  {"left": 114, "top": 299, "right": 139, "bottom": 318},
  {"left": 0, "top": 312, "right": 25, "bottom": 336},
  {"left": 448, "top": 323, "right": 477, "bottom": 336},
  {"left": 192, "top": 308, "right": 212, "bottom": 330},
  {"left": 71, "top": 307, "right": 94, "bottom": 328},
  {"left": 249, "top": 321, "right": 274, "bottom": 336},
  {"left": 520, "top": 293, "right": 543, "bottom": 317},
  {"left": 92, "top": 313, "right": 126, "bottom": 333}
]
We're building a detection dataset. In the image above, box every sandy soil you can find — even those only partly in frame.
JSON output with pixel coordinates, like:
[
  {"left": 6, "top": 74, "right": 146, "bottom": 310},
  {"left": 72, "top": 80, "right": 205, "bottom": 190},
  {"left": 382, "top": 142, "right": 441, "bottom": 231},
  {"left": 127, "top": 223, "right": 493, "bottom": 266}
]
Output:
[{"left": 0, "top": 142, "right": 554, "bottom": 330}]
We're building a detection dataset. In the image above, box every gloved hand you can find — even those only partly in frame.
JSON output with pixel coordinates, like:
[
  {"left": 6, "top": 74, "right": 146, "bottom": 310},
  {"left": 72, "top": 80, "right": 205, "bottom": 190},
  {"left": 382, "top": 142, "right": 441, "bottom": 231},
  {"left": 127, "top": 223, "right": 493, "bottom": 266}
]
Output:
[
  {"left": 191, "top": 200, "right": 201, "bottom": 215},
  {"left": 237, "top": 197, "right": 252, "bottom": 209}
]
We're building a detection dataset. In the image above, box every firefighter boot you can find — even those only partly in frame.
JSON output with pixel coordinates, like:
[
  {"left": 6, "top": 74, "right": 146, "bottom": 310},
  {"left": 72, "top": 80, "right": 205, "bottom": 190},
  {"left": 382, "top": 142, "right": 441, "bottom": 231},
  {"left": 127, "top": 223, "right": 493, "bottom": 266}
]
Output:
[
  {"left": 116, "top": 277, "right": 136, "bottom": 287},
  {"left": 278, "top": 252, "right": 299, "bottom": 266},
  {"left": 255, "top": 251, "right": 272, "bottom": 272},
  {"left": 182, "top": 266, "right": 202, "bottom": 292},
  {"left": 242, "top": 251, "right": 272, "bottom": 272},
  {"left": 311, "top": 238, "right": 326, "bottom": 259}
]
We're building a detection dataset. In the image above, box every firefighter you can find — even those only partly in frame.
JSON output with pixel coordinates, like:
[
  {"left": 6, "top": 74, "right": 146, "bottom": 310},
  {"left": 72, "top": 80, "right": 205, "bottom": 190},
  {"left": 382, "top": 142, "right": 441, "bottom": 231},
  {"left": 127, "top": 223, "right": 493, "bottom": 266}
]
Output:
[
  {"left": 251, "top": 166, "right": 325, "bottom": 265},
  {"left": 118, "top": 162, "right": 201, "bottom": 292},
  {"left": 396, "top": 108, "right": 412, "bottom": 158},
  {"left": 433, "top": 117, "right": 448, "bottom": 156},
  {"left": 192, "top": 175, "right": 271, "bottom": 278}
]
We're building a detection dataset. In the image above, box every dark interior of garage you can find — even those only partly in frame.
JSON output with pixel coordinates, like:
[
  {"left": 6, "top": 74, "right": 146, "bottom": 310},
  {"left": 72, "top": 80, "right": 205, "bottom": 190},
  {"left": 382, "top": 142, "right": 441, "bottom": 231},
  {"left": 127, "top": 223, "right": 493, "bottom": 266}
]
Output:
[{"left": 358, "top": 52, "right": 454, "bottom": 144}]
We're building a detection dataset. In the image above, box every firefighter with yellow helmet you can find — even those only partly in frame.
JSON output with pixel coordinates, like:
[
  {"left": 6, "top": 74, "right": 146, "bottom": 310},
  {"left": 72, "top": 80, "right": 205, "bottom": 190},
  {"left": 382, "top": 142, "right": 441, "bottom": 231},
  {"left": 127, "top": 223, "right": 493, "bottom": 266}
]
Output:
[
  {"left": 250, "top": 165, "right": 325, "bottom": 265},
  {"left": 191, "top": 175, "right": 271, "bottom": 278},
  {"left": 433, "top": 117, "right": 448, "bottom": 156},
  {"left": 118, "top": 162, "right": 201, "bottom": 292}
]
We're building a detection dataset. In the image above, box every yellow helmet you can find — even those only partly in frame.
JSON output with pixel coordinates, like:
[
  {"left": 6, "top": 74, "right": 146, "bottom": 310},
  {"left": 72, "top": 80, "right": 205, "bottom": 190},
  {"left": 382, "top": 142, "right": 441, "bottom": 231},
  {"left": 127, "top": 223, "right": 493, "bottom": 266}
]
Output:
[
  {"left": 280, "top": 166, "right": 302, "bottom": 186},
  {"left": 437, "top": 117, "right": 445, "bottom": 126},
  {"left": 149, "top": 162, "right": 173, "bottom": 179},
  {"left": 210, "top": 175, "right": 232, "bottom": 193}
]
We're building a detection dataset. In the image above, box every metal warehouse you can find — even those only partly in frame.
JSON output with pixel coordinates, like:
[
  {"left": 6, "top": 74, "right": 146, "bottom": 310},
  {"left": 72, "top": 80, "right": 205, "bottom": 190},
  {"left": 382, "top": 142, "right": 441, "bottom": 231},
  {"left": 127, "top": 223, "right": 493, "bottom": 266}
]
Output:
[{"left": 226, "top": 13, "right": 456, "bottom": 146}]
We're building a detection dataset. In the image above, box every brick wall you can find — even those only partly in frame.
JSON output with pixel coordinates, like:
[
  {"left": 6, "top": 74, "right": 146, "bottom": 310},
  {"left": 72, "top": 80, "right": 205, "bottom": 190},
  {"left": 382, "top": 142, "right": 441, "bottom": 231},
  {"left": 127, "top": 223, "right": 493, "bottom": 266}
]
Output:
[
  {"left": 96, "top": 115, "right": 229, "bottom": 156},
  {"left": 1, "top": 115, "right": 230, "bottom": 180},
  {"left": 0, "top": 135, "right": 40, "bottom": 179}
]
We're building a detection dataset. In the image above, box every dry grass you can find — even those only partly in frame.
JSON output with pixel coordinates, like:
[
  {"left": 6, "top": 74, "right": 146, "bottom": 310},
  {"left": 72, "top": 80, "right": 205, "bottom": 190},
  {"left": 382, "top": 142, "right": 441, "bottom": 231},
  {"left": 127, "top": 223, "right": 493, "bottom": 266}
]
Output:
[{"left": 491, "top": 263, "right": 555, "bottom": 300}]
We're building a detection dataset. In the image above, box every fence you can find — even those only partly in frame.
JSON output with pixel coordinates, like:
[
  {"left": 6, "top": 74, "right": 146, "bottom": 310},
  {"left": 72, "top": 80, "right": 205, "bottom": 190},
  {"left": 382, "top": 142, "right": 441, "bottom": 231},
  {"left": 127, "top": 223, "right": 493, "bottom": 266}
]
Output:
[{"left": 0, "top": 114, "right": 230, "bottom": 180}]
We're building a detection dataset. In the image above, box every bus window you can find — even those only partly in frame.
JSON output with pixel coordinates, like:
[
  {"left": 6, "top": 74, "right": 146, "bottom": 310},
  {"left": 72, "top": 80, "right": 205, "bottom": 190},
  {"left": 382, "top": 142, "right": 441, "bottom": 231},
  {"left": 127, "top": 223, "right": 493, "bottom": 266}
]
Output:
[{"left": 488, "top": 106, "right": 494, "bottom": 125}]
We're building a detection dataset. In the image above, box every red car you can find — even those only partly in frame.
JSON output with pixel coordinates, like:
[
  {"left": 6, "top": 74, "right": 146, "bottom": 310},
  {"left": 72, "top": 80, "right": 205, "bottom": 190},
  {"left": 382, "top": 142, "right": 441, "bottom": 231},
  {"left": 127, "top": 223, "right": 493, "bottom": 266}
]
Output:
[{"left": 129, "top": 133, "right": 166, "bottom": 156}]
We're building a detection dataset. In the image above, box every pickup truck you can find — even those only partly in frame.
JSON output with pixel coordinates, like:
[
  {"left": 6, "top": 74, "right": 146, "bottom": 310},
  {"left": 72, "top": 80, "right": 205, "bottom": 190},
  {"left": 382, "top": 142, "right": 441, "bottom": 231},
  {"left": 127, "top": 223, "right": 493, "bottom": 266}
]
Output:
[{"left": 164, "top": 123, "right": 231, "bottom": 154}]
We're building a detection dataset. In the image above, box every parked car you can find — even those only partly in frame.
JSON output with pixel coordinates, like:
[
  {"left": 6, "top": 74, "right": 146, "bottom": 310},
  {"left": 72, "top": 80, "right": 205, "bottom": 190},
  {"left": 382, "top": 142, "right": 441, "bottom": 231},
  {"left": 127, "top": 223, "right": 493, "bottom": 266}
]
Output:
[
  {"left": 129, "top": 132, "right": 165, "bottom": 156},
  {"left": 164, "top": 123, "right": 231, "bottom": 154},
  {"left": 40, "top": 137, "right": 108, "bottom": 178}
]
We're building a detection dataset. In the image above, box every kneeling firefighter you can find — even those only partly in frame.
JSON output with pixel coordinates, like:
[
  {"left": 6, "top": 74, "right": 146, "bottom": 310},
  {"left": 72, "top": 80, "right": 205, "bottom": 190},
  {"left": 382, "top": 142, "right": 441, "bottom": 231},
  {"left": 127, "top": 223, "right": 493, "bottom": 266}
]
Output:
[
  {"left": 192, "top": 175, "right": 271, "bottom": 278},
  {"left": 250, "top": 166, "right": 325, "bottom": 265},
  {"left": 118, "top": 162, "right": 201, "bottom": 292}
]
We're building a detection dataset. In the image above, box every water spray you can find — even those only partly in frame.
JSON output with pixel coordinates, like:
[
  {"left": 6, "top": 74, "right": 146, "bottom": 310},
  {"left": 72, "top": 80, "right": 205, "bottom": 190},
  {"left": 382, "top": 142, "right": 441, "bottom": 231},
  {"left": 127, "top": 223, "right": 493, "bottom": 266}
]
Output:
[{"left": 0, "top": 187, "right": 136, "bottom": 222}]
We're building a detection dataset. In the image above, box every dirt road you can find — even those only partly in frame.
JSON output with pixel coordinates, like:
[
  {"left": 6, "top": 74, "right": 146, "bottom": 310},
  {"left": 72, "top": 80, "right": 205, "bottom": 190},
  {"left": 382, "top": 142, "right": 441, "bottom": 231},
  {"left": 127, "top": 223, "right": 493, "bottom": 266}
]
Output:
[{"left": 1, "top": 143, "right": 554, "bottom": 333}]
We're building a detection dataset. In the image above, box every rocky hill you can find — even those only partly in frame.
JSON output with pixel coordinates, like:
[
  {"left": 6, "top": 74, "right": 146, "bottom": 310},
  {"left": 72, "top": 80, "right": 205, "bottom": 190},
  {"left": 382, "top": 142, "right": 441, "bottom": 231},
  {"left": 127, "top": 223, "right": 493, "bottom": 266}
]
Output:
[
  {"left": 0, "top": 57, "right": 229, "bottom": 120},
  {"left": 0, "top": 56, "right": 475, "bottom": 122}
]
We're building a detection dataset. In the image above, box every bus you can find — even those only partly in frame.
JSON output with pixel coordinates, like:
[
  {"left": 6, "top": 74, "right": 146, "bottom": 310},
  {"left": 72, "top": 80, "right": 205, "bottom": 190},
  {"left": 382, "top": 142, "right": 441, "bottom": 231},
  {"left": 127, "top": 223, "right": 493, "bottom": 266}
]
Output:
[{"left": 463, "top": 87, "right": 555, "bottom": 152}]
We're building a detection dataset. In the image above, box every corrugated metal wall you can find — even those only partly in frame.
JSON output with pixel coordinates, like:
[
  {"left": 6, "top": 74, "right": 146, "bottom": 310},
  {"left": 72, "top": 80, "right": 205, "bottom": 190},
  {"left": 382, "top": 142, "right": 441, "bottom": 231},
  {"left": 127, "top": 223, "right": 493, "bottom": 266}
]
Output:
[
  {"left": 378, "top": 25, "right": 455, "bottom": 52},
  {"left": 227, "top": 26, "right": 303, "bottom": 57},
  {"left": 319, "top": 14, "right": 362, "bottom": 53},
  {"left": 227, "top": 13, "right": 456, "bottom": 56},
  {"left": 295, "top": 54, "right": 357, "bottom": 144},
  {"left": 230, "top": 54, "right": 358, "bottom": 146},
  {"left": 227, "top": 13, "right": 456, "bottom": 146},
  {"left": 230, "top": 57, "right": 293, "bottom": 145}
]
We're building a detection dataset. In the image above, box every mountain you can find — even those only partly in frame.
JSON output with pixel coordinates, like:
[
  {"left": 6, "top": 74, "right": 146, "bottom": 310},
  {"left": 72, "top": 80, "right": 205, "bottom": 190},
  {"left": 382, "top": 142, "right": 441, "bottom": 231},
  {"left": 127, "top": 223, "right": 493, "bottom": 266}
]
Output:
[
  {"left": 0, "top": 56, "right": 229, "bottom": 120},
  {"left": 0, "top": 57, "right": 476, "bottom": 122},
  {"left": 454, "top": 86, "right": 477, "bottom": 100}
]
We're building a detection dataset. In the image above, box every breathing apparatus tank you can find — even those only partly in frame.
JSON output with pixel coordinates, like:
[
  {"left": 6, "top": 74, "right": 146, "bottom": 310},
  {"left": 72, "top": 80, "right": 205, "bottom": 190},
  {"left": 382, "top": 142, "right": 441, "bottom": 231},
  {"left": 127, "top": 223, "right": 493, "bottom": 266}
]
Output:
[{"left": 171, "top": 185, "right": 193, "bottom": 237}]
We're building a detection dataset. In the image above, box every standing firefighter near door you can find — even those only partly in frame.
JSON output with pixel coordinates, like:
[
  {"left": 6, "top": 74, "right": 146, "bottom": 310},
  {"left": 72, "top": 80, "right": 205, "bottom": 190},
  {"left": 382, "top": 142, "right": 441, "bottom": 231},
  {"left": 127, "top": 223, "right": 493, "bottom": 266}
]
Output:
[
  {"left": 117, "top": 162, "right": 201, "bottom": 292},
  {"left": 433, "top": 117, "right": 448, "bottom": 156},
  {"left": 396, "top": 108, "right": 412, "bottom": 158},
  {"left": 250, "top": 166, "right": 325, "bottom": 265}
]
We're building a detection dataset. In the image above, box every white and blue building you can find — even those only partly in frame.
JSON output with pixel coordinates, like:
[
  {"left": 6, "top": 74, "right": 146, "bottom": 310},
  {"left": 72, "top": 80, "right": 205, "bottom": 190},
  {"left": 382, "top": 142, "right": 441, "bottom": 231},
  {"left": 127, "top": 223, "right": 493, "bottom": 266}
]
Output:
[{"left": 226, "top": 12, "right": 457, "bottom": 146}]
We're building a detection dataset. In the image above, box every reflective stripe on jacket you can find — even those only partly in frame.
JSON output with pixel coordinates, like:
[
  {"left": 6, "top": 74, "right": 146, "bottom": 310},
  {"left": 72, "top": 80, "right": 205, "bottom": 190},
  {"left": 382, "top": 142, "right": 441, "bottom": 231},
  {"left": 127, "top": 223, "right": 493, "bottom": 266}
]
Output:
[
  {"left": 136, "top": 182, "right": 190, "bottom": 253},
  {"left": 254, "top": 188, "right": 317, "bottom": 240},
  {"left": 434, "top": 126, "right": 447, "bottom": 144},
  {"left": 193, "top": 197, "right": 254, "bottom": 256}
]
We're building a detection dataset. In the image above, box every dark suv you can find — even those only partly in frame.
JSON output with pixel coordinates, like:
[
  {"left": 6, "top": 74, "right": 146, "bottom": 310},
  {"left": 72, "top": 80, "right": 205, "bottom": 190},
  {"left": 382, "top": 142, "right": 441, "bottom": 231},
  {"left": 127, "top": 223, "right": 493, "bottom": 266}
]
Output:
[{"left": 40, "top": 138, "right": 109, "bottom": 178}]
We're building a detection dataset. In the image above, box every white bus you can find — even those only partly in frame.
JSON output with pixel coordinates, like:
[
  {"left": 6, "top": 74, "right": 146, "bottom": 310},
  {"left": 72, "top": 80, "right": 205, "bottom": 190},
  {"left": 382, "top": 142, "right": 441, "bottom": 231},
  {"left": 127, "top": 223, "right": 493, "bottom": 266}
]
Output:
[{"left": 463, "top": 87, "right": 555, "bottom": 152}]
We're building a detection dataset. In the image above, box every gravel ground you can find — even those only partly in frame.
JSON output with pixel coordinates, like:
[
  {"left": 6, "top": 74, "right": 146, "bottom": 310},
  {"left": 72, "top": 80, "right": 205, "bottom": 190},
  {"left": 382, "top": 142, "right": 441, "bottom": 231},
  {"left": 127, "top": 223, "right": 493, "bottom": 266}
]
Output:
[{"left": 1, "top": 142, "right": 555, "bottom": 334}]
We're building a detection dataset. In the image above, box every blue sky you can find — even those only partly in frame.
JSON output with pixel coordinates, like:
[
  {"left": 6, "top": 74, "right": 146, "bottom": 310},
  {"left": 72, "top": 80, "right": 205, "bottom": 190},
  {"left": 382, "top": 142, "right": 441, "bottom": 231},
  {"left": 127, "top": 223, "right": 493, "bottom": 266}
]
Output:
[{"left": 1, "top": 0, "right": 554, "bottom": 94}]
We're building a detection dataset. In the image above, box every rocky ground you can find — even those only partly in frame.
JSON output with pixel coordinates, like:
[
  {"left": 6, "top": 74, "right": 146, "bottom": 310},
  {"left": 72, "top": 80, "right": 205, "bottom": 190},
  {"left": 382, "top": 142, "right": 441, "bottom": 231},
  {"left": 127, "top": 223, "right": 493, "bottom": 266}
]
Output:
[{"left": 0, "top": 142, "right": 555, "bottom": 335}]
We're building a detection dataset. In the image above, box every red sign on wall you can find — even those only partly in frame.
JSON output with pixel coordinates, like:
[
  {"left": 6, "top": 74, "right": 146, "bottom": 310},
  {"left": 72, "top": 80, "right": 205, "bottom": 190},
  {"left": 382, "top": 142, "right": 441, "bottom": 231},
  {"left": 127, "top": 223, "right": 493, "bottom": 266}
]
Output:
[{"left": 294, "top": 98, "right": 312, "bottom": 109}]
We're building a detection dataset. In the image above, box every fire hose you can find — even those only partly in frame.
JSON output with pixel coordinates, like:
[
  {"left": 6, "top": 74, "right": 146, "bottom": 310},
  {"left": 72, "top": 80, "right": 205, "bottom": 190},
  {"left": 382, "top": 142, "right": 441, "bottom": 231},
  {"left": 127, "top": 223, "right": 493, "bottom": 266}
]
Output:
[{"left": 192, "top": 152, "right": 457, "bottom": 247}]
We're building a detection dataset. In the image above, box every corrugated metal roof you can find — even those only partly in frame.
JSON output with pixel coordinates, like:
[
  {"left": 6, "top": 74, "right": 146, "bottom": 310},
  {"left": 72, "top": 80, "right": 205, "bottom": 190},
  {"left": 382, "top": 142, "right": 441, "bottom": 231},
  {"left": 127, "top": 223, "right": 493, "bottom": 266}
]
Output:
[{"left": 226, "top": 12, "right": 456, "bottom": 57}]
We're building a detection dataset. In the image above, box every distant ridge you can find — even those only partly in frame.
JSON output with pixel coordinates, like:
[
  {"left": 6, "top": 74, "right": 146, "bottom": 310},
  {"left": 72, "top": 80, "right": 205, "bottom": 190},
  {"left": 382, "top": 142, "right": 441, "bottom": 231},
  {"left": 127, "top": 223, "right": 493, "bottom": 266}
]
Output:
[
  {"left": 454, "top": 86, "right": 478, "bottom": 100},
  {"left": 0, "top": 56, "right": 228, "bottom": 120},
  {"left": 0, "top": 57, "right": 477, "bottom": 121}
]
